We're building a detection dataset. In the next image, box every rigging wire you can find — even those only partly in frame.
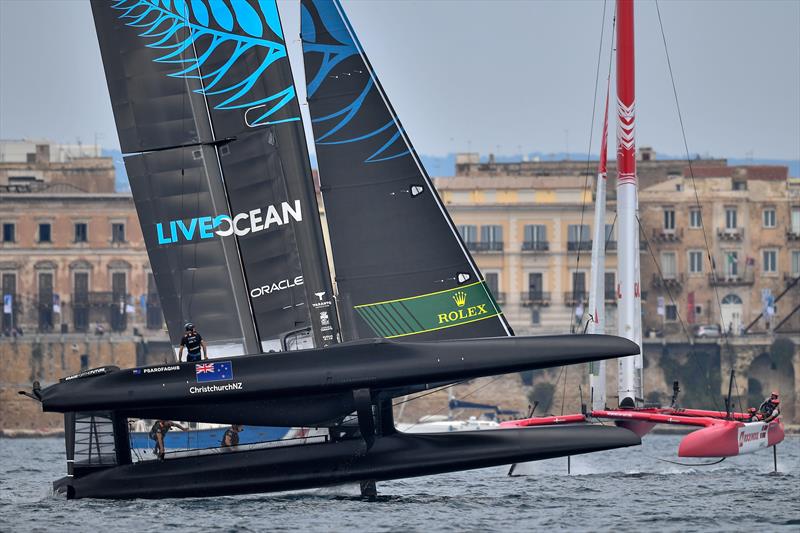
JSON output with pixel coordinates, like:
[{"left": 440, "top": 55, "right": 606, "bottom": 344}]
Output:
[
  {"left": 654, "top": 0, "right": 743, "bottom": 414},
  {"left": 569, "top": 0, "right": 612, "bottom": 336},
  {"left": 637, "top": 216, "right": 723, "bottom": 412}
]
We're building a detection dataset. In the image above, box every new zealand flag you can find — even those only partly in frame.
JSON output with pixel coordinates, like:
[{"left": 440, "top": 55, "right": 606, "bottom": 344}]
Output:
[{"left": 195, "top": 361, "right": 234, "bottom": 383}]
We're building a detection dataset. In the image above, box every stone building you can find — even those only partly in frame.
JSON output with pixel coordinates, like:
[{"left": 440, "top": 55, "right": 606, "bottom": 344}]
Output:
[
  {"left": 639, "top": 165, "right": 800, "bottom": 336},
  {"left": 0, "top": 140, "right": 163, "bottom": 335},
  {"left": 435, "top": 175, "right": 619, "bottom": 336}
]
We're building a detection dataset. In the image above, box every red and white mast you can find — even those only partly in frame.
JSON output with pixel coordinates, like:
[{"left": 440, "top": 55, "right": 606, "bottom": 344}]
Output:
[
  {"left": 588, "top": 82, "right": 611, "bottom": 411},
  {"left": 615, "top": 0, "right": 643, "bottom": 408}
]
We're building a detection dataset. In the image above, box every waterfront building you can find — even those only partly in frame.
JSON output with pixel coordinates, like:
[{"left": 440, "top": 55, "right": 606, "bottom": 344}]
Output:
[{"left": 0, "top": 140, "right": 162, "bottom": 335}]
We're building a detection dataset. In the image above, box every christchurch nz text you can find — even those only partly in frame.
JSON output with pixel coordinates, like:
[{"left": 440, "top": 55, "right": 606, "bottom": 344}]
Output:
[{"left": 156, "top": 200, "right": 302, "bottom": 245}]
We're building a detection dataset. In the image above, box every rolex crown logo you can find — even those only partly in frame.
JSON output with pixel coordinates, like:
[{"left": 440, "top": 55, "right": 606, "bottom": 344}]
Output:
[{"left": 453, "top": 291, "right": 467, "bottom": 308}]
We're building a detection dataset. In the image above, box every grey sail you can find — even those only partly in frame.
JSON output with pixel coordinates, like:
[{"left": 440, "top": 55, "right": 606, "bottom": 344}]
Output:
[
  {"left": 91, "top": 0, "right": 340, "bottom": 353},
  {"left": 301, "top": 0, "right": 512, "bottom": 341}
]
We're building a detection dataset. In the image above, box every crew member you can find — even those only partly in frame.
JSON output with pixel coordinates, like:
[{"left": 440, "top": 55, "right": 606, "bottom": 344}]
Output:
[
  {"left": 178, "top": 322, "right": 207, "bottom": 362},
  {"left": 759, "top": 391, "right": 781, "bottom": 422},
  {"left": 149, "top": 419, "right": 188, "bottom": 460},
  {"left": 221, "top": 424, "right": 243, "bottom": 449}
]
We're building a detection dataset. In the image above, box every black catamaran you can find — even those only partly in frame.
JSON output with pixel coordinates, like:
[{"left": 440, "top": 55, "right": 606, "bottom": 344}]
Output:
[{"left": 24, "top": 0, "right": 640, "bottom": 499}]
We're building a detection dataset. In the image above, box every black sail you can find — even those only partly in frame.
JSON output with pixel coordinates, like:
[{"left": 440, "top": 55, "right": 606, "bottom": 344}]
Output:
[
  {"left": 301, "top": 0, "right": 512, "bottom": 341},
  {"left": 91, "top": 0, "right": 339, "bottom": 352}
]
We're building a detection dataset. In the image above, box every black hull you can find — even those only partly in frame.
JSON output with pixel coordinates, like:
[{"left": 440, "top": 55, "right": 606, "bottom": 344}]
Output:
[
  {"left": 55, "top": 425, "right": 639, "bottom": 499},
  {"left": 40, "top": 335, "right": 639, "bottom": 428}
]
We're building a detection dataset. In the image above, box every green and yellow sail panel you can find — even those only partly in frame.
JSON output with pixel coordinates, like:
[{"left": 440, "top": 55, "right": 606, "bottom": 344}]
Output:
[{"left": 354, "top": 281, "right": 502, "bottom": 339}]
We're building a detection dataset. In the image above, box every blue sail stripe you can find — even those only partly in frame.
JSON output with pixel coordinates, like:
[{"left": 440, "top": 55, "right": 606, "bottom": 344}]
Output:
[{"left": 112, "top": 0, "right": 298, "bottom": 125}]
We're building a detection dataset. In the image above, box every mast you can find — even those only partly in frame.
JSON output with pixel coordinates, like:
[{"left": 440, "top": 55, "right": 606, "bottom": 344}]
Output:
[
  {"left": 615, "top": 0, "right": 643, "bottom": 408},
  {"left": 588, "top": 83, "right": 611, "bottom": 411}
]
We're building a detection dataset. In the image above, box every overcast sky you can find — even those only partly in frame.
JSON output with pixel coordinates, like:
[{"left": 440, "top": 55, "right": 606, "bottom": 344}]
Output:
[{"left": 1, "top": 0, "right": 798, "bottom": 162}]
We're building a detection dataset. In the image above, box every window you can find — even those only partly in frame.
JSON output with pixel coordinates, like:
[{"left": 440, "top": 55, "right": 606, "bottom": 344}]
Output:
[
  {"left": 457, "top": 225, "right": 477, "bottom": 244},
  {"left": 665, "top": 304, "right": 677, "bottom": 321},
  {"left": 725, "top": 207, "right": 737, "bottom": 229},
  {"left": 485, "top": 272, "right": 500, "bottom": 300},
  {"left": 111, "top": 223, "right": 126, "bottom": 243},
  {"left": 2, "top": 223, "right": 15, "bottom": 243},
  {"left": 73, "top": 271, "right": 90, "bottom": 332},
  {"left": 523, "top": 224, "right": 547, "bottom": 250},
  {"left": 2, "top": 272, "right": 17, "bottom": 331},
  {"left": 604, "top": 223, "right": 615, "bottom": 246},
  {"left": 604, "top": 272, "right": 616, "bottom": 301},
  {"left": 661, "top": 252, "right": 677, "bottom": 279},
  {"left": 37, "top": 271, "right": 54, "bottom": 331},
  {"left": 792, "top": 206, "right": 800, "bottom": 234},
  {"left": 572, "top": 272, "right": 586, "bottom": 299},
  {"left": 663, "top": 208, "right": 675, "bottom": 230},
  {"left": 531, "top": 308, "right": 540, "bottom": 325},
  {"left": 481, "top": 225, "right": 503, "bottom": 250},
  {"left": 792, "top": 251, "right": 800, "bottom": 276},
  {"left": 38, "top": 223, "right": 52, "bottom": 243},
  {"left": 732, "top": 180, "right": 747, "bottom": 191},
  {"left": 762, "top": 208, "right": 776, "bottom": 228},
  {"left": 689, "top": 208, "right": 702, "bottom": 229},
  {"left": 110, "top": 272, "right": 128, "bottom": 332},
  {"left": 688, "top": 251, "right": 703, "bottom": 274},
  {"left": 74, "top": 223, "right": 88, "bottom": 243},
  {"left": 723, "top": 251, "right": 739, "bottom": 277},
  {"left": 80, "top": 355, "right": 89, "bottom": 371},
  {"left": 762, "top": 249, "right": 777, "bottom": 274},
  {"left": 567, "top": 224, "right": 590, "bottom": 250},
  {"left": 528, "top": 273, "right": 543, "bottom": 299}
]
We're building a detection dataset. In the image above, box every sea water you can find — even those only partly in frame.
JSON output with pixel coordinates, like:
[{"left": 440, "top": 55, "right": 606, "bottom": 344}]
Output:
[{"left": 1, "top": 435, "right": 798, "bottom": 532}]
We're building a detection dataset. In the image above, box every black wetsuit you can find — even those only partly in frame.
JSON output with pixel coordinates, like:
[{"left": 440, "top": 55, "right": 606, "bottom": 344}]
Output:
[
  {"left": 181, "top": 332, "right": 203, "bottom": 362},
  {"left": 222, "top": 429, "right": 239, "bottom": 447}
]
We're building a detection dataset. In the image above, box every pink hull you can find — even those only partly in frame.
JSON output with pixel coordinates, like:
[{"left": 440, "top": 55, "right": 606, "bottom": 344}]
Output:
[{"left": 679, "top": 420, "right": 785, "bottom": 457}]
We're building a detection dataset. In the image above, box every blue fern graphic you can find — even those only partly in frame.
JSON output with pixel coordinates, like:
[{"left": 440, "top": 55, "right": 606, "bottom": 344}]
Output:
[
  {"left": 111, "top": 0, "right": 298, "bottom": 126},
  {"left": 302, "top": 0, "right": 410, "bottom": 163}
]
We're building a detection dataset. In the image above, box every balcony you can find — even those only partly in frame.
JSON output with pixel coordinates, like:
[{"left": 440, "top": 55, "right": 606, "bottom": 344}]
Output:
[
  {"left": 466, "top": 241, "right": 504, "bottom": 253},
  {"left": 650, "top": 273, "right": 684, "bottom": 291},
  {"left": 787, "top": 229, "right": 800, "bottom": 241},
  {"left": 521, "top": 291, "right": 551, "bottom": 306},
  {"left": 717, "top": 227, "right": 744, "bottom": 241},
  {"left": 708, "top": 271, "right": 755, "bottom": 286},
  {"left": 72, "top": 292, "right": 130, "bottom": 332},
  {"left": 521, "top": 241, "right": 549, "bottom": 252},
  {"left": 564, "top": 292, "right": 588, "bottom": 306},
  {"left": 652, "top": 227, "right": 683, "bottom": 242},
  {"left": 605, "top": 240, "right": 618, "bottom": 251},
  {"left": 489, "top": 292, "right": 506, "bottom": 304},
  {"left": 604, "top": 291, "right": 617, "bottom": 304},
  {"left": 567, "top": 240, "right": 592, "bottom": 252}
]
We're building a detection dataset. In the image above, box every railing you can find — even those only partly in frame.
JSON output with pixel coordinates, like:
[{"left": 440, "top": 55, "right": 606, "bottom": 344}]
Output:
[
  {"left": 651, "top": 273, "right": 684, "bottom": 290},
  {"left": 652, "top": 227, "right": 683, "bottom": 242},
  {"left": 708, "top": 271, "right": 755, "bottom": 286},
  {"left": 521, "top": 241, "right": 549, "bottom": 251},
  {"left": 564, "top": 292, "right": 588, "bottom": 306},
  {"left": 520, "top": 291, "right": 551, "bottom": 306},
  {"left": 466, "top": 241, "right": 504, "bottom": 252},
  {"left": 604, "top": 291, "right": 617, "bottom": 304},
  {"left": 717, "top": 227, "right": 744, "bottom": 241},
  {"left": 146, "top": 294, "right": 163, "bottom": 330},
  {"left": 567, "top": 240, "right": 592, "bottom": 252},
  {"left": 787, "top": 229, "right": 800, "bottom": 241},
  {"left": 605, "top": 240, "right": 618, "bottom": 251}
]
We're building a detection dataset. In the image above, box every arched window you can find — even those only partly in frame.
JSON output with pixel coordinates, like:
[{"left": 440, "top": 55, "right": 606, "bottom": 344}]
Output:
[{"left": 721, "top": 294, "right": 742, "bottom": 305}]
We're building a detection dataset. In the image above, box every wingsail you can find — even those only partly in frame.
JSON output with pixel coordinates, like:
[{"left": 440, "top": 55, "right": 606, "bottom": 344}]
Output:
[
  {"left": 92, "top": 0, "right": 339, "bottom": 352},
  {"left": 301, "top": 0, "right": 512, "bottom": 341}
]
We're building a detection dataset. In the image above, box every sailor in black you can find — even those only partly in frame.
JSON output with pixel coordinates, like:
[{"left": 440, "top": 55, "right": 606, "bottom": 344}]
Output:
[
  {"left": 149, "top": 420, "right": 188, "bottom": 460},
  {"left": 178, "top": 322, "right": 207, "bottom": 363},
  {"left": 221, "top": 424, "right": 243, "bottom": 449}
]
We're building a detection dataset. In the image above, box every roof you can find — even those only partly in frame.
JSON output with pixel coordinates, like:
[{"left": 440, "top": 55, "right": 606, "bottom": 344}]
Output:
[
  {"left": 434, "top": 175, "right": 589, "bottom": 190},
  {"left": 684, "top": 165, "right": 788, "bottom": 181}
]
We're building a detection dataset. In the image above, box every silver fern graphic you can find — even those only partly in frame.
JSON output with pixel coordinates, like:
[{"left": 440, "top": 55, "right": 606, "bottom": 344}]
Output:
[{"left": 112, "top": 0, "right": 298, "bottom": 126}]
